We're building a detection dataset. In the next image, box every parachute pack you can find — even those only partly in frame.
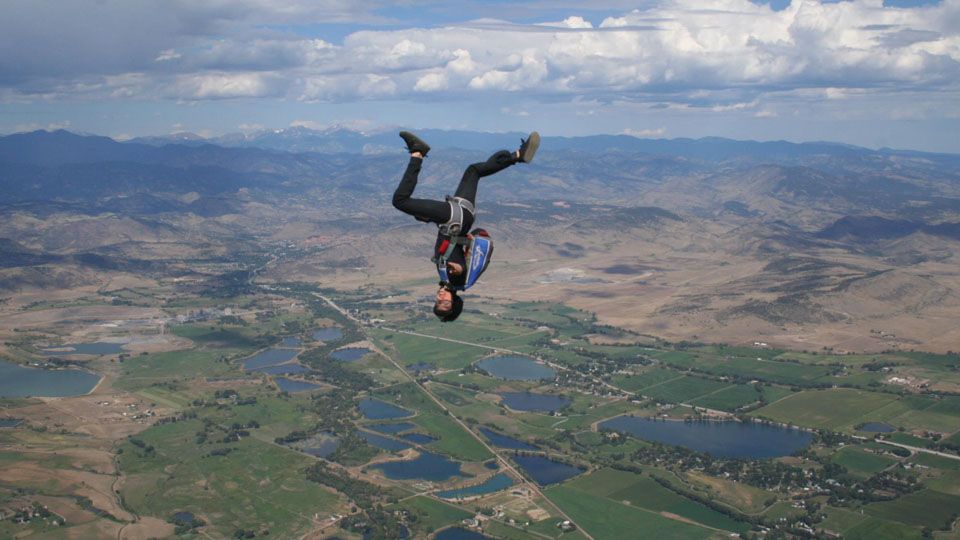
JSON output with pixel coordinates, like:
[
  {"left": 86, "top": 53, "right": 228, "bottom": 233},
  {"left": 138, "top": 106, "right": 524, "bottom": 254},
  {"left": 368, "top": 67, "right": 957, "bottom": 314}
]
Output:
[{"left": 434, "top": 229, "right": 493, "bottom": 291}]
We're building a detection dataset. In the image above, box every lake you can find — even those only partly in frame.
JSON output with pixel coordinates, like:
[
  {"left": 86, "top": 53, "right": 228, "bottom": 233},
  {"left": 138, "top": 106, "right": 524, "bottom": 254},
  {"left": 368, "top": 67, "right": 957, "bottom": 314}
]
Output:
[
  {"left": 368, "top": 422, "right": 416, "bottom": 434},
  {"left": 42, "top": 342, "right": 125, "bottom": 356},
  {"left": 436, "top": 473, "right": 514, "bottom": 499},
  {"left": 274, "top": 377, "right": 321, "bottom": 393},
  {"left": 400, "top": 433, "right": 437, "bottom": 444},
  {"left": 370, "top": 451, "right": 463, "bottom": 481},
  {"left": 0, "top": 360, "right": 101, "bottom": 398},
  {"left": 358, "top": 430, "right": 411, "bottom": 452},
  {"left": 330, "top": 347, "right": 371, "bottom": 362},
  {"left": 858, "top": 422, "right": 895, "bottom": 433},
  {"left": 243, "top": 348, "right": 299, "bottom": 370},
  {"left": 478, "top": 427, "right": 538, "bottom": 451},
  {"left": 0, "top": 419, "right": 22, "bottom": 428},
  {"left": 279, "top": 336, "right": 301, "bottom": 348},
  {"left": 312, "top": 328, "right": 343, "bottom": 342},
  {"left": 598, "top": 416, "right": 813, "bottom": 459},
  {"left": 250, "top": 363, "right": 309, "bottom": 375},
  {"left": 476, "top": 355, "right": 556, "bottom": 381},
  {"left": 359, "top": 398, "right": 413, "bottom": 420},
  {"left": 513, "top": 455, "right": 583, "bottom": 486},
  {"left": 499, "top": 392, "right": 570, "bottom": 412}
]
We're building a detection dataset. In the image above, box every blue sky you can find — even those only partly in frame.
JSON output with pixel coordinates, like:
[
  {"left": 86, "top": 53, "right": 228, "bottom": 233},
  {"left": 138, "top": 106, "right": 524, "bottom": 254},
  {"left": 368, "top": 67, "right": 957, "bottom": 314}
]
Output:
[{"left": 1, "top": 0, "right": 957, "bottom": 152}]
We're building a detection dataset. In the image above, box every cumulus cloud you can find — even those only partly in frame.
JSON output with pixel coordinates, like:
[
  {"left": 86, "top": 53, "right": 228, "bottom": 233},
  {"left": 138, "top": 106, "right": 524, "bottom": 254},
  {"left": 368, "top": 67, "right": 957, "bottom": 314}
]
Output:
[{"left": 1, "top": 0, "right": 958, "bottom": 113}]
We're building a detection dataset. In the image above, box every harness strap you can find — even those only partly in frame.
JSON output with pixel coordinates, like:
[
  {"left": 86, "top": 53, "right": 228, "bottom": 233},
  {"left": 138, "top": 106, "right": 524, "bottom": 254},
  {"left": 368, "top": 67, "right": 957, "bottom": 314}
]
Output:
[{"left": 438, "top": 196, "right": 475, "bottom": 236}]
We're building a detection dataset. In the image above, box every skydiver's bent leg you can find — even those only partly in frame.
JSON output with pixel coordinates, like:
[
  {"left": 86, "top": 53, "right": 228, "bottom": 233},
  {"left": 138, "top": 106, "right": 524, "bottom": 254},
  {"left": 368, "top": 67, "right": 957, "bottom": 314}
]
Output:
[
  {"left": 454, "top": 150, "right": 518, "bottom": 205},
  {"left": 392, "top": 157, "right": 451, "bottom": 223}
]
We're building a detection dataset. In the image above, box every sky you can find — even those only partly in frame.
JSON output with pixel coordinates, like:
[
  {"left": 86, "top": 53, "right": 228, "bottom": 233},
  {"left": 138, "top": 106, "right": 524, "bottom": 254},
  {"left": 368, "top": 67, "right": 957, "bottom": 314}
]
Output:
[{"left": 1, "top": 0, "right": 958, "bottom": 152}]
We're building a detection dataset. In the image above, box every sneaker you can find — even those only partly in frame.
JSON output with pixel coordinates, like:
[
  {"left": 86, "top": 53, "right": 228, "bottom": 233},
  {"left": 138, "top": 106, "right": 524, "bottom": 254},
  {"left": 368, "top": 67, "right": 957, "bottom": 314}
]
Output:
[
  {"left": 399, "top": 131, "right": 430, "bottom": 157},
  {"left": 518, "top": 131, "right": 540, "bottom": 163}
]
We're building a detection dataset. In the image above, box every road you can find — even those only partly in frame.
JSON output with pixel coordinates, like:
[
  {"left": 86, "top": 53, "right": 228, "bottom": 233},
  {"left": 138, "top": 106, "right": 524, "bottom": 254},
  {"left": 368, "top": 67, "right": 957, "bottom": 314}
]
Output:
[
  {"left": 314, "top": 294, "right": 595, "bottom": 540},
  {"left": 875, "top": 439, "right": 960, "bottom": 461}
]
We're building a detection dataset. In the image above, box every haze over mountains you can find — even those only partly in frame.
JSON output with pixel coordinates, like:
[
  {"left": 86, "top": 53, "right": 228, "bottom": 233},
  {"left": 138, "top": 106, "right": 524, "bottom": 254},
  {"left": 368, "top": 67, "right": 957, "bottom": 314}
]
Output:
[{"left": 2, "top": 128, "right": 959, "bottom": 352}]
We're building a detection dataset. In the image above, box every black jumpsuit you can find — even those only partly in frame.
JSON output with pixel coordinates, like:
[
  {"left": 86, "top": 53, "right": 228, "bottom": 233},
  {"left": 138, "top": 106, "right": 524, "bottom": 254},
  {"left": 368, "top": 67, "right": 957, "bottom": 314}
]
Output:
[{"left": 392, "top": 150, "right": 516, "bottom": 281}]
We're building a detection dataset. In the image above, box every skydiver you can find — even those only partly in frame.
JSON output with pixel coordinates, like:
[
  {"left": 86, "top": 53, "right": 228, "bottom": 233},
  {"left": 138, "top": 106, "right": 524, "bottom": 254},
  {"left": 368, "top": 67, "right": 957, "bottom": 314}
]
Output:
[{"left": 392, "top": 130, "right": 540, "bottom": 322}]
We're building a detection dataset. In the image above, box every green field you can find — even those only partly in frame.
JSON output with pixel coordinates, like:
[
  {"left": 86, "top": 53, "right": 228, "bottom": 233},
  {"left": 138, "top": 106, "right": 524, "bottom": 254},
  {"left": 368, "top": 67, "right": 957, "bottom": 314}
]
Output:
[
  {"left": 831, "top": 447, "right": 898, "bottom": 478},
  {"left": 753, "top": 389, "right": 909, "bottom": 431},
  {"left": 560, "top": 469, "right": 749, "bottom": 534},
  {"left": 845, "top": 517, "right": 924, "bottom": 540},
  {"left": 864, "top": 489, "right": 960, "bottom": 528},
  {"left": 546, "top": 484, "right": 714, "bottom": 540},
  {"left": 641, "top": 376, "right": 731, "bottom": 403},
  {"left": 119, "top": 418, "right": 343, "bottom": 537},
  {"left": 611, "top": 368, "right": 682, "bottom": 393},
  {"left": 396, "top": 496, "right": 471, "bottom": 532},
  {"left": 689, "top": 384, "right": 763, "bottom": 411}
]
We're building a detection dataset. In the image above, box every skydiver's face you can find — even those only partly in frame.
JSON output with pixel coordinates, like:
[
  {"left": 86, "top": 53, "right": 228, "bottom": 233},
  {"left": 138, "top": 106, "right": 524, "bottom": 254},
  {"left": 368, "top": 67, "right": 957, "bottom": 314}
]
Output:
[
  {"left": 447, "top": 262, "right": 463, "bottom": 276},
  {"left": 435, "top": 287, "right": 453, "bottom": 312}
]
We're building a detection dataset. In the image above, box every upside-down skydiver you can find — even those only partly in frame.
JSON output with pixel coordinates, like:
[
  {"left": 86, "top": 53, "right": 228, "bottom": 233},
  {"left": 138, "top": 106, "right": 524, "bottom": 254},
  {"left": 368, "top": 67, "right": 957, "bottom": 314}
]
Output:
[{"left": 392, "top": 130, "right": 540, "bottom": 322}]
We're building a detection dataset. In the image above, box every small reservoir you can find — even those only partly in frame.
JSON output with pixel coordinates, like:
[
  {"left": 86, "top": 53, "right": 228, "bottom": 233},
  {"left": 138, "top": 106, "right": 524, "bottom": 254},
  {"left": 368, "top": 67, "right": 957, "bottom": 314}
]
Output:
[
  {"left": 478, "top": 428, "right": 538, "bottom": 451},
  {"left": 359, "top": 430, "right": 411, "bottom": 452},
  {"left": 499, "top": 392, "right": 570, "bottom": 412},
  {"left": 243, "top": 348, "right": 298, "bottom": 370},
  {"left": 598, "top": 416, "right": 813, "bottom": 459},
  {"left": 436, "top": 473, "right": 514, "bottom": 499},
  {"left": 274, "top": 377, "right": 321, "bottom": 393},
  {"left": 0, "top": 360, "right": 101, "bottom": 398},
  {"left": 312, "top": 328, "right": 343, "bottom": 342},
  {"left": 476, "top": 355, "right": 556, "bottom": 381},
  {"left": 857, "top": 422, "right": 895, "bottom": 433},
  {"left": 370, "top": 451, "right": 463, "bottom": 481},
  {"left": 513, "top": 455, "right": 583, "bottom": 486},
  {"left": 359, "top": 398, "right": 413, "bottom": 420}
]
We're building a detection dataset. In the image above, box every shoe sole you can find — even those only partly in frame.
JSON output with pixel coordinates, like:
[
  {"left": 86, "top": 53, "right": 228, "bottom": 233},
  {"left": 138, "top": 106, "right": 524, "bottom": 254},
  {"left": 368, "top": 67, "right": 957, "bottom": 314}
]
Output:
[
  {"left": 399, "top": 131, "right": 430, "bottom": 155},
  {"left": 521, "top": 131, "right": 540, "bottom": 163}
]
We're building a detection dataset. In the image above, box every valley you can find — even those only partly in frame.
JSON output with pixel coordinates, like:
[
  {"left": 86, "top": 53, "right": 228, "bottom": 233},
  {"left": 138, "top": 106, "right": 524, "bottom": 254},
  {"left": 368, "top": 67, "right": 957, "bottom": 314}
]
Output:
[{"left": 1, "top": 129, "right": 959, "bottom": 539}]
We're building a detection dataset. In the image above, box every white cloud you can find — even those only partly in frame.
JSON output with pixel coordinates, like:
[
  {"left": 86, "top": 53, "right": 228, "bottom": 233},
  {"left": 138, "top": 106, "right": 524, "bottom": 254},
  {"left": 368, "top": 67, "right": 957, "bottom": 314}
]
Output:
[
  {"left": 622, "top": 127, "right": 666, "bottom": 137},
  {"left": 172, "top": 73, "right": 275, "bottom": 99},
  {"left": 1, "top": 0, "right": 958, "bottom": 119}
]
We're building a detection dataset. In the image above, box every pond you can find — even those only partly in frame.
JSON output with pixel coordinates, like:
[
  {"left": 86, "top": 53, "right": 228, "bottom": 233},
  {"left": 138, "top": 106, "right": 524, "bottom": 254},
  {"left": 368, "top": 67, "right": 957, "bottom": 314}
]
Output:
[
  {"left": 42, "top": 342, "right": 126, "bottom": 356},
  {"left": 0, "top": 419, "right": 22, "bottom": 428},
  {"left": 513, "top": 455, "right": 584, "bottom": 486},
  {"left": 0, "top": 360, "right": 101, "bottom": 398},
  {"left": 435, "top": 528, "right": 491, "bottom": 540},
  {"left": 478, "top": 427, "right": 538, "bottom": 451},
  {"left": 400, "top": 433, "right": 437, "bottom": 444},
  {"left": 243, "top": 348, "right": 299, "bottom": 370},
  {"left": 476, "top": 355, "right": 556, "bottom": 381},
  {"left": 436, "top": 473, "right": 514, "bottom": 499},
  {"left": 330, "top": 347, "right": 371, "bottom": 362},
  {"left": 368, "top": 422, "right": 416, "bottom": 434},
  {"left": 857, "top": 422, "right": 895, "bottom": 433},
  {"left": 370, "top": 451, "right": 463, "bottom": 481},
  {"left": 300, "top": 433, "right": 340, "bottom": 458},
  {"left": 279, "top": 336, "right": 302, "bottom": 348},
  {"left": 274, "top": 377, "right": 321, "bottom": 393},
  {"left": 250, "top": 363, "right": 308, "bottom": 375},
  {"left": 499, "top": 392, "right": 570, "bottom": 412},
  {"left": 359, "top": 398, "right": 413, "bottom": 420},
  {"left": 312, "top": 328, "right": 344, "bottom": 342},
  {"left": 598, "top": 416, "right": 813, "bottom": 459},
  {"left": 358, "top": 430, "right": 411, "bottom": 452},
  {"left": 172, "top": 511, "right": 195, "bottom": 523}
]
